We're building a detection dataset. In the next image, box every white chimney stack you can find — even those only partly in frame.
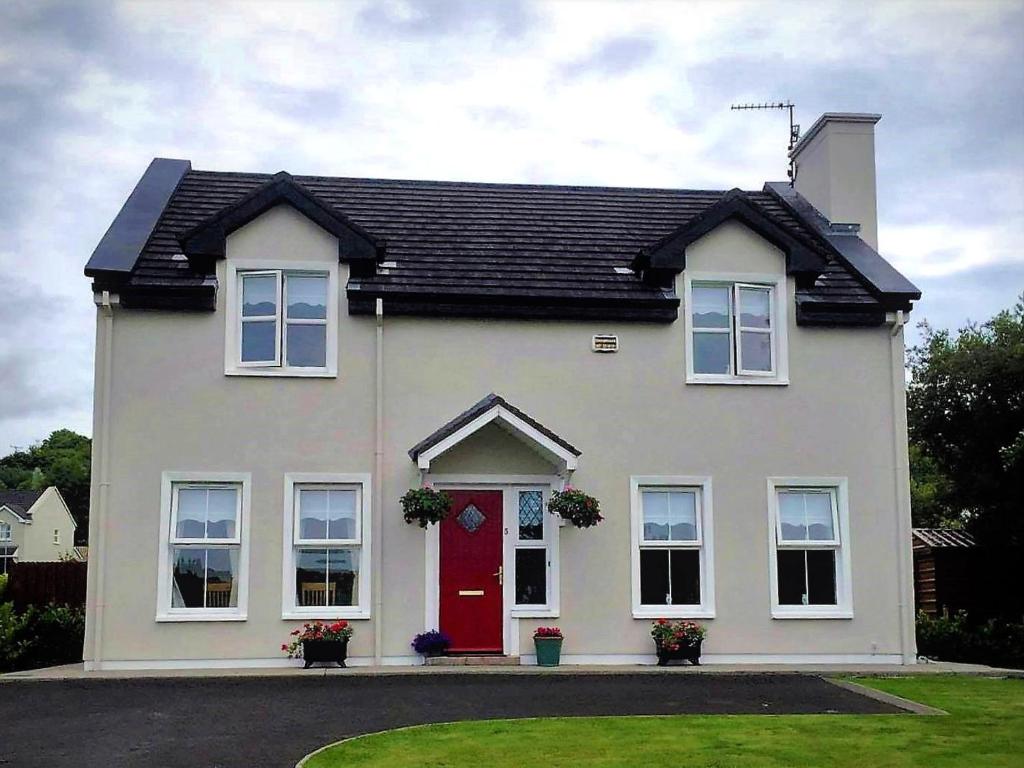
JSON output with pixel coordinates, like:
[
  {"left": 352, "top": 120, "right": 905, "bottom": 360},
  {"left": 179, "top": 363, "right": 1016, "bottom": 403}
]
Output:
[{"left": 790, "top": 113, "right": 882, "bottom": 250}]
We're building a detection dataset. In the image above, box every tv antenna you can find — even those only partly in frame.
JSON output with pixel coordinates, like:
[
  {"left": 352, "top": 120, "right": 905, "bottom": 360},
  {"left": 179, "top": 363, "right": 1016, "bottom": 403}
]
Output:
[{"left": 730, "top": 101, "right": 799, "bottom": 184}]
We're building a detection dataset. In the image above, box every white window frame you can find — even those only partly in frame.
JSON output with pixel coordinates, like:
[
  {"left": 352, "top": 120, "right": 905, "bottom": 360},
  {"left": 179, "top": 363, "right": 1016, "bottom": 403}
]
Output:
[
  {"left": 684, "top": 272, "right": 789, "bottom": 385},
  {"left": 53, "top": 528, "right": 60, "bottom": 546},
  {"left": 767, "top": 477, "right": 853, "bottom": 619},
  {"left": 0, "top": 522, "right": 10, "bottom": 542},
  {"left": 225, "top": 259, "right": 339, "bottom": 378},
  {"left": 630, "top": 475, "right": 715, "bottom": 619},
  {"left": 510, "top": 486, "right": 556, "bottom": 615},
  {"left": 156, "top": 471, "right": 251, "bottom": 622},
  {"left": 281, "top": 473, "right": 372, "bottom": 620}
]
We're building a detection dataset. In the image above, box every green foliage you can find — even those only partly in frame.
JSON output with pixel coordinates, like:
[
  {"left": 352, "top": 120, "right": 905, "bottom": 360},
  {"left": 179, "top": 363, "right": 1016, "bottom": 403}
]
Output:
[
  {"left": 917, "top": 610, "right": 1024, "bottom": 669},
  {"left": 400, "top": 487, "right": 452, "bottom": 528},
  {"left": 547, "top": 486, "right": 603, "bottom": 528},
  {"left": 0, "top": 573, "right": 7, "bottom": 600},
  {"left": 0, "top": 429, "right": 91, "bottom": 544},
  {"left": 0, "top": 602, "right": 86, "bottom": 672},
  {"left": 907, "top": 294, "right": 1024, "bottom": 546}
]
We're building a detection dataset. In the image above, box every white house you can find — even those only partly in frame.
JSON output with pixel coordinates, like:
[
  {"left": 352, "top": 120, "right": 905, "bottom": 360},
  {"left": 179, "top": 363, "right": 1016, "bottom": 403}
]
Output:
[{"left": 81, "top": 112, "right": 920, "bottom": 670}]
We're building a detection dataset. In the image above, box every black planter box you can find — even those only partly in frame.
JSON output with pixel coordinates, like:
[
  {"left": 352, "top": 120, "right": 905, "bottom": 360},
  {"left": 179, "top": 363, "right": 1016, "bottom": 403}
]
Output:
[
  {"left": 655, "top": 639, "right": 702, "bottom": 666},
  {"left": 302, "top": 639, "right": 349, "bottom": 669}
]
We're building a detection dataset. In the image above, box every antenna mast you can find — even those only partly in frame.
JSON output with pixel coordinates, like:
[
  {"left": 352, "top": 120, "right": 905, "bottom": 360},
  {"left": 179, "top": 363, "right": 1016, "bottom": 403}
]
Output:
[{"left": 730, "top": 101, "right": 799, "bottom": 184}]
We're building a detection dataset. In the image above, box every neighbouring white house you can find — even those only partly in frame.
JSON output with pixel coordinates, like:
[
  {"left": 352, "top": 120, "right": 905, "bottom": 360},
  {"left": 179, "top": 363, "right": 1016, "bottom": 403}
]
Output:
[
  {"left": 0, "top": 487, "right": 80, "bottom": 573},
  {"left": 82, "top": 112, "right": 920, "bottom": 670}
]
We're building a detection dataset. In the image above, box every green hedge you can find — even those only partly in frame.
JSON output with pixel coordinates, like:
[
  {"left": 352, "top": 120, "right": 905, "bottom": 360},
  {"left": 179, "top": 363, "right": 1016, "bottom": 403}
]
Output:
[
  {"left": 0, "top": 602, "right": 85, "bottom": 672},
  {"left": 916, "top": 611, "right": 1024, "bottom": 669}
]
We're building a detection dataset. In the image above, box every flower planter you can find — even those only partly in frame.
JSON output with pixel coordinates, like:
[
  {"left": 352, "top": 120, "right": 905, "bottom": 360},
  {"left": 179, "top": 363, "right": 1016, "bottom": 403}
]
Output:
[
  {"left": 302, "top": 638, "right": 349, "bottom": 669},
  {"left": 534, "top": 636, "right": 563, "bottom": 667},
  {"left": 655, "top": 639, "right": 702, "bottom": 666}
]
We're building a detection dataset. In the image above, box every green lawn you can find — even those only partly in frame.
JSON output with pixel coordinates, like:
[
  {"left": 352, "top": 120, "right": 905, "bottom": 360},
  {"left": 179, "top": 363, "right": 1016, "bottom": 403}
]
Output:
[{"left": 302, "top": 676, "right": 1023, "bottom": 768}]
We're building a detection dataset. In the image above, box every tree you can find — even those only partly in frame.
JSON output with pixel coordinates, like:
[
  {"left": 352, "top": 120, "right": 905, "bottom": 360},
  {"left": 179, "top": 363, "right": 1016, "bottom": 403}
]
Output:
[
  {"left": 0, "top": 430, "right": 91, "bottom": 544},
  {"left": 906, "top": 294, "right": 1024, "bottom": 547}
]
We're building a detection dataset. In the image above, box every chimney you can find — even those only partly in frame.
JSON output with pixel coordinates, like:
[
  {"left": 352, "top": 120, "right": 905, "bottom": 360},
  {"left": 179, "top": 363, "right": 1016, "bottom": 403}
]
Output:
[{"left": 790, "top": 113, "right": 881, "bottom": 250}]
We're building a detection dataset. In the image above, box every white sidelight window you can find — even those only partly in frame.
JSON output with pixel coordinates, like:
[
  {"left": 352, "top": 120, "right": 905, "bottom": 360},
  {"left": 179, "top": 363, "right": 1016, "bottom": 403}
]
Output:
[
  {"left": 685, "top": 274, "right": 788, "bottom": 384},
  {"left": 630, "top": 476, "right": 715, "bottom": 619},
  {"left": 226, "top": 261, "right": 338, "bottom": 377},
  {"left": 767, "top": 478, "right": 853, "bottom": 619},
  {"left": 157, "top": 472, "right": 251, "bottom": 621},
  {"left": 513, "top": 489, "right": 551, "bottom": 608},
  {"left": 282, "top": 474, "right": 372, "bottom": 619}
]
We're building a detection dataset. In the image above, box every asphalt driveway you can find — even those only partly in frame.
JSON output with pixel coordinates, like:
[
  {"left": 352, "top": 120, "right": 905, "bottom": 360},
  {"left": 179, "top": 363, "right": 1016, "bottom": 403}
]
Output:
[{"left": 0, "top": 672, "right": 902, "bottom": 768}]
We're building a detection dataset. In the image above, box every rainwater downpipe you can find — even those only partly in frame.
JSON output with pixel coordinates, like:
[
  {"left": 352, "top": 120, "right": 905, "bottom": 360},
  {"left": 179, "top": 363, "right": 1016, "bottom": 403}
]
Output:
[
  {"left": 373, "top": 298, "right": 384, "bottom": 665},
  {"left": 91, "top": 291, "right": 115, "bottom": 665},
  {"left": 889, "top": 310, "right": 916, "bottom": 664}
]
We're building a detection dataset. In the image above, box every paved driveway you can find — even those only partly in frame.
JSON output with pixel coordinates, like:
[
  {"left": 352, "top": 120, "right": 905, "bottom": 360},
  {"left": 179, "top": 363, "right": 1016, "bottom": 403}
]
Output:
[{"left": 0, "top": 672, "right": 901, "bottom": 767}]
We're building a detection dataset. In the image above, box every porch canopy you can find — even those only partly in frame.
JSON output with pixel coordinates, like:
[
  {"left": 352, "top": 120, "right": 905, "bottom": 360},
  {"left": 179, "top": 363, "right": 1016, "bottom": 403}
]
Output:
[{"left": 408, "top": 393, "right": 581, "bottom": 473}]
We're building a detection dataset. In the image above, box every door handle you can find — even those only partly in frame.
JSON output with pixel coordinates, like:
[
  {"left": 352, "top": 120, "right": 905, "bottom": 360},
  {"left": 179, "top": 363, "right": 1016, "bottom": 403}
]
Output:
[{"left": 492, "top": 566, "right": 503, "bottom": 585}]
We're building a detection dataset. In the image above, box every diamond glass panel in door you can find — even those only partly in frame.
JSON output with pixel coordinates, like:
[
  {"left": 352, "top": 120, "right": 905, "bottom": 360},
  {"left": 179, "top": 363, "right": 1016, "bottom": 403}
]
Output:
[
  {"left": 778, "top": 490, "right": 836, "bottom": 542},
  {"left": 456, "top": 504, "right": 485, "bottom": 534},
  {"left": 691, "top": 285, "right": 731, "bottom": 374},
  {"left": 285, "top": 273, "right": 327, "bottom": 368},
  {"left": 295, "top": 548, "right": 360, "bottom": 607},
  {"left": 738, "top": 287, "right": 772, "bottom": 372},
  {"left": 518, "top": 490, "right": 544, "bottom": 540},
  {"left": 240, "top": 273, "right": 278, "bottom": 363}
]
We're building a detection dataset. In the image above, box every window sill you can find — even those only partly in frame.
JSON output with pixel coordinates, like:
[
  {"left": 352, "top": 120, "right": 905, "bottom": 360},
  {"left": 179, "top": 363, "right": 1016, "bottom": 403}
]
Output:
[
  {"left": 686, "top": 375, "right": 788, "bottom": 386},
  {"left": 282, "top": 609, "right": 371, "bottom": 621},
  {"left": 772, "top": 608, "right": 853, "bottom": 620},
  {"left": 511, "top": 607, "right": 559, "bottom": 619},
  {"left": 156, "top": 613, "right": 247, "bottom": 623},
  {"left": 226, "top": 367, "right": 337, "bottom": 378},
  {"left": 632, "top": 608, "right": 715, "bottom": 620}
]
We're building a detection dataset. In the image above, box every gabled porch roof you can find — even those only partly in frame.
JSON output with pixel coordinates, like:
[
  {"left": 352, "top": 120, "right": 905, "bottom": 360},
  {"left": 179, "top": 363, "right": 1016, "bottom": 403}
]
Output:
[{"left": 408, "top": 393, "right": 580, "bottom": 472}]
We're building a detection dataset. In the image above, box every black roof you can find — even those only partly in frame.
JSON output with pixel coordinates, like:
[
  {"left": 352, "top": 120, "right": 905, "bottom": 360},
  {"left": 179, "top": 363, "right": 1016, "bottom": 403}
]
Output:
[
  {"left": 0, "top": 489, "right": 45, "bottom": 520},
  {"left": 409, "top": 393, "right": 581, "bottom": 463},
  {"left": 86, "top": 160, "right": 918, "bottom": 323}
]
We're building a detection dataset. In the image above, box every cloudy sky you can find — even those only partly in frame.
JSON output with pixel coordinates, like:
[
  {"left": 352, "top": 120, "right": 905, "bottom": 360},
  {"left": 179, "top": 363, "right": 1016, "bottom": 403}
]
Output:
[{"left": 1, "top": 0, "right": 1022, "bottom": 452}]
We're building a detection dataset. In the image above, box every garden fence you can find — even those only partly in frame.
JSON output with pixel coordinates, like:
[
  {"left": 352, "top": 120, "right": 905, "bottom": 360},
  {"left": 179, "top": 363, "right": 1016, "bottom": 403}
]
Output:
[{"left": 7, "top": 561, "right": 87, "bottom": 612}]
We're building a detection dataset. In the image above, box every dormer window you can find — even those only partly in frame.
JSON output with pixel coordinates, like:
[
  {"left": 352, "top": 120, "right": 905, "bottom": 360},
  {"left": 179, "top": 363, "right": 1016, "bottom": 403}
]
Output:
[
  {"left": 225, "top": 261, "right": 339, "bottom": 377},
  {"left": 684, "top": 273, "right": 789, "bottom": 385}
]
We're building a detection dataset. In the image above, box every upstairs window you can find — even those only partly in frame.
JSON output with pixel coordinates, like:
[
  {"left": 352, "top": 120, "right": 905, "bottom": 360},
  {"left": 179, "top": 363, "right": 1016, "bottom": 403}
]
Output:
[
  {"left": 0, "top": 522, "right": 10, "bottom": 541},
  {"left": 685, "top": 276, "right": 788, "bottom": 384},
  {"left": 226, "top": 262, "right": 338, "bottom": 377}
]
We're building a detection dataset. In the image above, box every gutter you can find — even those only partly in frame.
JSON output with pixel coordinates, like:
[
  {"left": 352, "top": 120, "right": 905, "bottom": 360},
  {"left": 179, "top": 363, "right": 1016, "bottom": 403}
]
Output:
[
  {"left": 373, "top": 298, "right": 384, "bottom": 665},
  {"left": 888, "top": 310, "right": 917, "bottom": 663}
]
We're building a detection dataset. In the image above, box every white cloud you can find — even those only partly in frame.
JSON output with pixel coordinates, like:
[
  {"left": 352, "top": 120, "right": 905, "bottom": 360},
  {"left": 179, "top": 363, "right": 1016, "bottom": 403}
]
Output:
[{"left": 0, "top": 0, "right": 1021, "bottom": 450}]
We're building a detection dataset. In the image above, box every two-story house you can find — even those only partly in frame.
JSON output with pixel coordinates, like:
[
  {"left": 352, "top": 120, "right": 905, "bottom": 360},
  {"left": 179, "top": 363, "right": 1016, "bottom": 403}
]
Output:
[
  {"left": 82, "top": 112, "right": 920, "bottom": 670},
  {"left": 0, "top": 488, "right": 79, "bottom": 573}
]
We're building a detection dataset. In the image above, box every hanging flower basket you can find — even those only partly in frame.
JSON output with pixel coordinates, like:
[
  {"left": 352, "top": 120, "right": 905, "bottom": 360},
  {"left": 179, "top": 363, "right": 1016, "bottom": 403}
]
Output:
[
  {"left": 547, "top": 486, "right": 603, "bottom": 528},
  {"left": 401, "top": 486, "right": 452, "bottom": 528}
]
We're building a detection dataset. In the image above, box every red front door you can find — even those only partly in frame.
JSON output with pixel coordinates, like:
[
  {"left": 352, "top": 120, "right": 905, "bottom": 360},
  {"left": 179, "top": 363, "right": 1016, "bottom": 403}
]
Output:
[{"left": 440, "top": 490, "right": 504, "bottom": 653}]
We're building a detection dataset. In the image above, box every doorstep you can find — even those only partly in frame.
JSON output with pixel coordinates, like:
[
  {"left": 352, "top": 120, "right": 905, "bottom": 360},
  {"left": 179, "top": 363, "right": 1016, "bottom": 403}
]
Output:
[{"left": 425, "top": 655, "right": 521, "bottom": 666}]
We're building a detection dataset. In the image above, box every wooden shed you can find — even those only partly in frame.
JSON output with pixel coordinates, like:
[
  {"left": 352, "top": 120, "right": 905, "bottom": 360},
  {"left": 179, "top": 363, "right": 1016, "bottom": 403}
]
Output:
[{"left": 912, "top": 528, "right": 977, "bottom": 618}]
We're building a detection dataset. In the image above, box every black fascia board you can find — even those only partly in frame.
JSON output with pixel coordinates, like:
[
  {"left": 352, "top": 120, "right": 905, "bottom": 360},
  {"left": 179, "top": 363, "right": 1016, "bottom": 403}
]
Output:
[
  {"left": 85, "top": 158, "right": 191, "bottom": 277},
  {"left": 408, "top": 393, "right": 581, "bottom": 462},
  {"left": 763, "top": 181, "right": 921, "bottom": 306},
  {"left": 631, "top": 189, "right": 828, "bottom": 279},
  {"left": 178, "top": 171, "right": 383, "bottom": 266}
]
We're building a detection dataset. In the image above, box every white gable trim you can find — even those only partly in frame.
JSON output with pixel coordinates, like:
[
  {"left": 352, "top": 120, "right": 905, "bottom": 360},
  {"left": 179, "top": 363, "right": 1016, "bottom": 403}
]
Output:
[
  {"left": 41, "top": 487, "right": 79, "bottom": 530},
  {"left": 416, "top": 405, "right": 579, "bottom": 472},
  {"left": 0, "top": 504, "right": 29, "bottom": 523}
]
